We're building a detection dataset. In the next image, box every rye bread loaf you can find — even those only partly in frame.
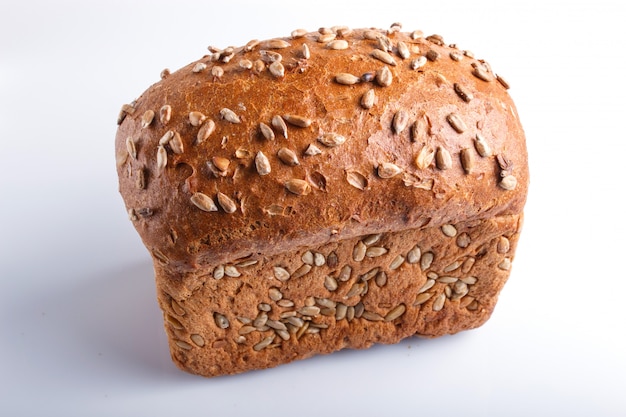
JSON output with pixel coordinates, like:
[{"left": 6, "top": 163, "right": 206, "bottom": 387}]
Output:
[{"left": 115, "top": 24, "right": 528, "bottom": 377}]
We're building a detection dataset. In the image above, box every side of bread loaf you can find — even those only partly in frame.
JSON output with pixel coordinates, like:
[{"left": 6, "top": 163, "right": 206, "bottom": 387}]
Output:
[{"left": 116, "top": 25, "right": 528, "bottom": 377}]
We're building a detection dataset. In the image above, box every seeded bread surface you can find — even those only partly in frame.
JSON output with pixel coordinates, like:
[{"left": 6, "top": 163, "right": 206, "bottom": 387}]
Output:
[{"left": 116, "top": 25, "right": 528, "bottom": 377}]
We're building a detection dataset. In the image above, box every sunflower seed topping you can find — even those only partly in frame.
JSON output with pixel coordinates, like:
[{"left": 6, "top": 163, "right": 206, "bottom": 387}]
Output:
[
  {"left": 253, "top": 335, "right": 275, "bottom": 351},
  {"left": 447, "top": 113, "right": 467, "bottom": 133},
  {"left": 269, "top": 61, "right": 285, "bottom": 78},
  {"left": 371, "top": 49, "right": 396, "bottom": 66},
  {"left": 361, "top": 89, "right": 376, "bottom": 109},
  {"left": 407, "top": 246, "right": 422, "bottom": 264},
  {"left": 432, "top": 293, "right": 446, "bottom": 311},
  {"left": 125, "top": 137, "right": 137, "bottom": 160},
  {"left": 385, "top": 304, "right": 406, "bottom": 321},
  {"left": 472, "top": 66, "right": 493, "bottom": 82},
  {"left": 117, "top": 103, "right": 135, "bottom": 125},
  {"left": 366, "top": 246, "right": 388, "bottom": 258},
  {"left": 414, "top": 292, "right": 433, "bottom": 306},
  {"left": 415, "top": 146, "right": 435, "bottom": 169},
  {"left": 189, "top": 111, "right": 206, "bottom": 127},
  {"left": 435, "top": 146, "right": 452, "bottom": 170},
  {"left": 324, "top": 275, "right": 338, "bottom": 291},
  {"left": 378, "top": 162, "right": 402, "bottom": 178},
  {"left": 283, "top": 114, "right": 312, "bottom": 128},
  {"left": 389, "top": 255, "right": 405, "bottom": 270},
  {"left": 460, "top": 148, "right": 474, "bottom": 174},
  {"left": 196, "top": 119, "right": 216, "bottom": 145},
  {"left": 264, "top": 39, "right": 291, "bottom": 49},
  {"left": 217, "top": 192, "right": 237, "bottom": 213},
  {"left": 318, "top": 132, "right": 346, "bottom": 147},
  {"left": 426, "top": 50, "right": 439, "bottom": 61},
  {"left": 499, "top": 175, "right": 517, "bottom": 190},
  {"left": 454, "top": 83, "right": 473, "bottom": 102},
  {"left": 410, "top": 56, "right": 427, "bottom": 70},
  {"left": 211, "top": 66, "right": 224, "bottom": 78},
  {"left": 255, "top": 151, "right": 271, "bottom": 175},
  {"left": 169, "top": 131, "right": 184, "bottom": 154},
  {"left": 353, "top": 241, "right": 367, "bottom": 262},
  {"left": 397, "top": 41, "right": 410, "bottom": 59},
  {"left": 456, "top": 232, "right": 471, "bottom": 248},
  {"left": 376, "top": 66, "right": 393, "bottom": 87},
  {"left": 190, "top": 192, "right": 218, "bottom": 212},
  {"left": 335, "top": 73, "right": 361, "bottom": 85},
  {"left": 474, "top": 133, "right": 492, "bottom": 157},
  {"left": 498, "top": 237, "right": 511, "bottom": 254},
  {"left": 302, "top": 43, "right": 311, "bottom": 59},
  {"left": 259, "top": 122, "right": 275, "bottom": 140},
  {"left": 214, "top": 313, "right": 230, "bottom": 329},
  {"left": 175, "top": 340, "right": 192, "bottom": 350},
  {"left": 441, "top": 224, "right": 457, "bottom": 237},
  {"left": 317, "top": 33, "right": 336, "bottom": 43},
  {"left": 273, "top": 266, "right": 290, "bottom": 281},
  {"left": 220, "top": 108, "right": 241, "bottom": 123},
  {"left": 213, "top": 265, "right": 225, "bottom": 280},
  {"left": 156, "top": 145, "right": 167, "bottom": 170},
  {"left": 304, "top": 143, "right": 322, "bottom": 156},
  {"left": 327, "top": 39, "right": 349, "bottom": 50},
  {"left": 291, "top": 28, "right": 307, "bottom": 38},
  {"left": 392, "top": 110, "right": 409, "bottom": 134},
  {"left": 277, "top": 148, "right": 300, "bottom": 166},
  {"left": 285, "top": 179, "right": 311, "bottom": 195},
  {"left": 346, "top": 171, "right": 368, "bottom": 190},
  {"left": 450, "top": 52, "right": 464, "bottom": 61},
  {"left": 159, "top": 105, "right": 172, "bottom": 125},
  {"left": 272, "top": 115, "right": 288, "bottom": 138},
  {"left": 421, "top": 252, "right": 434, "bottom": 270},
  {"left": 141, "top": 110, "right": 155, "bottom": 128}
]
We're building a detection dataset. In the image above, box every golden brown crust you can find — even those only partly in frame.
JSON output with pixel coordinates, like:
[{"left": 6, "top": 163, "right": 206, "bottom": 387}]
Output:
[{"left": 115, "top": 26, "right": 528, "bottom": 377}]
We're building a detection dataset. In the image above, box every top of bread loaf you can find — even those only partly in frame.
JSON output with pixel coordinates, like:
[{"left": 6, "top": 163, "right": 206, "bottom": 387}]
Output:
[{"left": 115, "top": 24, "right": 528, "bottom": 275}]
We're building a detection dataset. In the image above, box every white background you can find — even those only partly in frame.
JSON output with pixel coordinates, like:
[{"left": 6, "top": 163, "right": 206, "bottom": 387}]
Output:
[{"left": 1, "top": 1, "right": 625, "bottom": 416}]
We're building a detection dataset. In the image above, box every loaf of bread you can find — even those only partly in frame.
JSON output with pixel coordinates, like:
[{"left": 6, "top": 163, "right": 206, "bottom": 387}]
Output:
[{"left": 115, "top": 24, "right": 528, "bottom": 377}]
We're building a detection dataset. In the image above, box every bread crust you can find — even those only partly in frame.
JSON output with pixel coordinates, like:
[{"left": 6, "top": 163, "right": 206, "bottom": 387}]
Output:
[{"left": 116, "top": 26, "right": 528, "bottom": 377}]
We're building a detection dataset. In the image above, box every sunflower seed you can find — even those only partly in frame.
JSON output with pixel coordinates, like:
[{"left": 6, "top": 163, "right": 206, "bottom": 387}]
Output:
[
  {"left": 299, "top": 306, "right": 320, "bottom": 316},
  {"left": 376, "top": 35, "right": 393, "bottom": 52},
  {"left": 441, "top": 224, "right": 457, "bottom": 237},
  {"left": 324, "top": 275, "right": 338, "bottom": 292},
  {"left": 371, "top": 49, "right": 396, "bottom": 66},
  {"left": 460, "top": 276, "right": 478, "bottom": 285},
  {"left": 362, "top": 311, "right": 384, "bottom": 321},
  {"left": 117, "top": 103, "right": 135, "bottom": 124},
  {"left": 425, "top": 50, "right": 439, "bottom": 61},
  {"left": 366, "top": 246, "right": 388, "bottom": 258},
  {"left": 304, "top": 143, "right": 322, "bottom": 156},
  {"left": 456, "top": 232, "right": 471, "bottom": 248},
  {"left": 159, "top": 105, "right": 172, "bottom": 125},
  {"left": 389, "top": 255, "right": 405, "bottom": 270},
  {"left": 189, "top": 111, "right": 206, "bottom": 127},
  {"left": 414, "top": 292, "right": 433, "bottom": 306},
  {"left": 169, "top": 131, "right": 184, "bottom": 154},
  {"left": 453, "top": 83, "right": 473, "bottom": 103},
  {"left": 474, "top": 134, "right": 492, "bottom": 157},
  {"left": 462, "top": 258, "right": 476, "bottom": 274},
  {"left": 451, "top": 281, "right": 469, "bottom": 300},
  {"left": 291, "top": 264, "right": 312, "bottom": 279},
  {"left": 421, "top": 252, "right": 434, "bottom": 270},
  {"left": 253, "top": 335, "right": 275, "bottom": 351},
  {"left": 264, "top": 39, "right": 291, "bottom": 49},
  {"left": 211, "top": 66, "right": 224, "bottom": 78},
  {"left": 255, "top": 151, "right": 271, "bottom": 176},
  {"left": 212, "top": 156, "right": 230, "bottom": 173},
  {"left": 496, "top": 74, "right": 510, "bottom": 89},
  {"left": 258, "top": 122, "right": 275, "bottom": 141},
  {"left": 268, "top": 287, "right": 283, "bottom": 302},
  {"left": 190, "top": 192, "right": 217, "bottom": 212},
  {"left": 269, "top": 61, "right": 285, "bottom": 78},
  {"left": 497, "top": 236, "right": 511, "bottom": 254},
  {"left": 302, "top": 43, "right": 310, "bottom": 59},
  {"left": 220, "top": 108, "right": 241, "bottom": 123},
  {"left": 291, "top": 28, "right": 307, "bottom": 38},
  {"left": 196, "top": 119, "right": 216, "bottom": 145},
  {"left": 170, "top": 299, "right": 185, "bottom": 316},
  {"left": 376, "top": 66, "right": 393, "bottom": 87},
  {"left": 317, "top": 33, "right": 336, "bottom": 43},
  {"left": 338, "top": 265, "right": 352, "bottom": 282},
  {"left": 335, "top": 303, "right": 348, "bottom": 320},
  {"left": 335, "top": 73, "right": 361, "bottom": 85},
  {"left": 283, "top": 114, "right": 312, "bottom": 128},
  {"left": 175, "top": 340, "right": 192, "bottom": 350},
  {"left": 238, "top": 59, "right": 253, "bottom": 70},
  {"left": 125, "top": 137, "right": 137, "bottom": 160},
  {"left": 450, "top": 52, "right": 464, "bottom": 62},
  {"left": 217, "top": 192, "right": 237, "bottom": 213},
  {"left": 253, "top": 59, "right": 265, "bottom": 73},
  {"left": 375, "top": 271, "right": 387, "bottom": 287},
  {"left": 327, "top": 39, "right": 349, "bottom": 50},
  {"left": 318, "top": 132, "right": 346, "bottom": 147},
  {"left": 285, "top": 179, "right": 311, "bottom": 195},
  {"left": 345, "top": 281, "right": 365, "bottom": 298},
  {"left": 141, "top": 110, "right": 155, "bottom": 128},
  {"left": 418, "top": 279, "right": 435, "bottom": 294},
  {"left": 166, "top": 315, "right": 184, "bottom": 329},
  {"left": 361, "top": 89, "right": 376, "bottom": 109},
  {"left": 432, "top": 293, "right": 446, "bottom": 311},
  {"left": 360, "top": 267, "right": 380, "bottom": 281},
  {"left": 316, "top": 298, "right": 336, "bottom": 309},
  {"left": 385, "top": 304, "right": 406, "bottom": 321},
  {"left": 277, "top": 299, "right": 294, "bottom": 308},
  {"left": 459, "top": 296, "right": 475, "bottom": 309},
  {"left": 438, "top": 276, "right": 458, "bottom": 284},
  {"left": 397, "top": 41, "right": 410, "bottom": 59},
  {"left": 498, "top": 257, "right": 512, "bottom": 270},
  {"left": 410, "top": 56, "right": 427, "bottom": 69},
  {"left": 472, "top": 66, "right": 493, "bottom": 82},
  {"left": 378, "top": 162, "right": 402, "bottom": 178},
  {"left": 392, "top": 110, "right": 409, "bottom": 134},
  {"left": 447, "top": 113, "right": 467, "bottom": 133},
  {"left": 413, "top": 146, "right": 434, "bottom": 170},
  {"left": 407, "top": 246, "right": 422, "bottom": 264},
  {"left": 213, "top": 265, "right": 225, "bottom": 280},
  {"left": 301, "top": 250, "right": 314, "bottom": 265},
  {"left": 156, "top": 145, "right": 167, "bottom": 171},
  {"left": 188, "top": 334, "right": 204, "bottom": 347},
  {"left": 344, "top": 171, "right": 367, "bottom": 190},
  {"left": 436, "top": 146, "right": 452, "bottom": 170},
  {"left": 214, "top": 313, "right": 230, "bottom": 329},
  {"left": 459, "top": 148, "right": 474, "bottom": 174},
  {"left": 253, "top": 312, "right": 268, "bottom": 329},
  {"left": 353, "top": 241, "right": 367, "bottom": 262},
  {"left": 271, "top": 115, "right": 288, "bottom": 138},
  {"left": 273, "top": 266, "right": 290, "bottom": 281},
  {"left": 499, "top": 175, "right": 517, "bottom": 190}
]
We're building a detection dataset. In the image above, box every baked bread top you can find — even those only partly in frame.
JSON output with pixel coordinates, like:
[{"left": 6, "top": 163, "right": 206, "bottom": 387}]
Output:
[{"left": 115, "top": 25, "right": 528, "bottom": 274}]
